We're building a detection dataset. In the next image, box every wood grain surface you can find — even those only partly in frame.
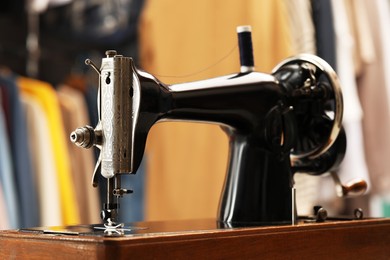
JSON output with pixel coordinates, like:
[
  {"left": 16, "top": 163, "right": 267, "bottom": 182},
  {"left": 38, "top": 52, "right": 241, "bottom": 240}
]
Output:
[{"left": 1, "top": 218, "right": 389, "bottom": 259}]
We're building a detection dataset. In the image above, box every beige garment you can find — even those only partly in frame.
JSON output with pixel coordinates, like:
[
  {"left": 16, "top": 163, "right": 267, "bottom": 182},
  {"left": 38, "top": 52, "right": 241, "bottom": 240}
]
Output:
[
  {"left": 330, "top": 0, "right": 370, "bottom": 189},
  {"left": 58, "top": 85, "right": 101, "bottom": 224},
  {"left": 357, "top": 0, "right": 390, "bottom": 195},
  {"left": 376, "top": 0, "right": 390, "bottom": 115},
  {"left": 283, "top": 0, "right": 316, "bottom": 54},
  {"left": 303, "top": 0, "right": 375, "bottom": 216},
  {"left": 345, "top": 0, "right": 376, "bottom": 77},
  {"left": 140, "top": 0, "right": 293, "bottom": 220},
  {"left": 21, "top": 93, "right": 63, "bottom": 226}
]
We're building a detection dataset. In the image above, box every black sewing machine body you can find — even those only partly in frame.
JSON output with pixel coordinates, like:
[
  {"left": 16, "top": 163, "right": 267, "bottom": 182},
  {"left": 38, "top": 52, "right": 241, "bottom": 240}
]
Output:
[
  {"left": 135, "top": 68, "right": 295, "bottom": 225},
  {"left": 71, "top": 48, "right": 350, "bottom": 227}
]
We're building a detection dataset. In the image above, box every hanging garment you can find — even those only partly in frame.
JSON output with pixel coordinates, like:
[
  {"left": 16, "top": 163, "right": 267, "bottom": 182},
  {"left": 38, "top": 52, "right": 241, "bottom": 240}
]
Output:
[
  {"left": 0, "top": 102, "right": 19, "bottom": 228},
  {"left": 358, "top": 0, "right": 390, "bottom": 197},
  {"left": 0, "top": 75, "right": 39, "bottom": 228},
  {"left": 0, "top": 183, "right": 10, "bottom": 229},
  {"left": 284, "top": 0, "right": 316, "bottom": 54},
  {"left": 378, "top": 0, "right": 390, "bottom": 108},
  {"left": 139, "top": 0, "right": 293, "bottom": 221},
  {"left": 315, "top": 0, "right": 371, "bottom": 208},
  {"left": 335, "top": 0, "right": 375, "bottom": 213},
  {"left": 344, "top": 0, "right": 376, "bottom": 77},
  {"left": 18, "top": 77, "right": 80, "bottom": 225},
  {"left": 21, "top": 93, "right": 62, "bottom": 226},
  {"left": 58, "top": 84, "right": 100, "bottom": 224}
]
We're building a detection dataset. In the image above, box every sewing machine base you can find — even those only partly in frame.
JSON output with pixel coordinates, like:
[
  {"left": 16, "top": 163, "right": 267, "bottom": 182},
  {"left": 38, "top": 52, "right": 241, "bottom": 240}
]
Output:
[
  {"left": 16, "top": 215, "right": 365, "bottom": 237},
  {"left": 1, "top": 218, "right": 390, "bottom": 259},
  {"left": 19, "top": 219, "right": 293, "bottom": 237}
]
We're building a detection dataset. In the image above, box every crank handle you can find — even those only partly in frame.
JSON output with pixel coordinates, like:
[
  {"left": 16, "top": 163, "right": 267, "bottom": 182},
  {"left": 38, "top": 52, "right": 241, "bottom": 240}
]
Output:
[{"left": 330, "top": 171, "right": 367, "bottom": 197}]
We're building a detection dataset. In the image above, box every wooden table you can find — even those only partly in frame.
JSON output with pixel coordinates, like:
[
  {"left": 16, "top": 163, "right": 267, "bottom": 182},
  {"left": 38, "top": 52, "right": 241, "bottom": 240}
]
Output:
[{"left": 1, "top": 218, "right": 390, "bottom": 259}]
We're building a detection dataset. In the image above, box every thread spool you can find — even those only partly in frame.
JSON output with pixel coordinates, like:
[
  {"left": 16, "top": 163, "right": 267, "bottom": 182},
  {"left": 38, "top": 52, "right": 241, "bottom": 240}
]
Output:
[{"left": 237, "top": 25, "right": 255, "bottom": 73}]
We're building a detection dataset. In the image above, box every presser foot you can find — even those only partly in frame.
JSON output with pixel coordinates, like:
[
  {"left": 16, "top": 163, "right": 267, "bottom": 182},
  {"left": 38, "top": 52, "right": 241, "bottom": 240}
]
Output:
[{"left": 93, "top": 221, "right": 133, "bottom": 236}]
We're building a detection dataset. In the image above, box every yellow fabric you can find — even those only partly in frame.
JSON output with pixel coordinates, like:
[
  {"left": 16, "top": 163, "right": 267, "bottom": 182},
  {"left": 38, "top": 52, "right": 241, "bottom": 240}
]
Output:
[
  {"left": 18, "top": 77, "right": 80, "bottom": 225},
  {"left": 140, "top": 0, "right": 293, "bottom": 220},
  {"left": 21, "top": 93, "right": 63, "bottom": 226}
]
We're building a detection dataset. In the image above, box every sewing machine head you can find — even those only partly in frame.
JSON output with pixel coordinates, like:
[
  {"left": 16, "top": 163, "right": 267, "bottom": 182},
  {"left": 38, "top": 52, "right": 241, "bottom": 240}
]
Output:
[{"left": 70, "top": 26, "right": 366, "bottom": 227}]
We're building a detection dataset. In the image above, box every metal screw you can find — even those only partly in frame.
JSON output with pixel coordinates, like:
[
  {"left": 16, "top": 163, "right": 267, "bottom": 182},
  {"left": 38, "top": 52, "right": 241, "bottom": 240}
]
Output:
[
  {"left": 106, "top": 50, "right": 117, "bottom": 57},
  {"left": 316, "top": 208, "right": 328, "bottom": 222},
  {"left": 354, "top": 208, "right": 364, "bottom": 220}
]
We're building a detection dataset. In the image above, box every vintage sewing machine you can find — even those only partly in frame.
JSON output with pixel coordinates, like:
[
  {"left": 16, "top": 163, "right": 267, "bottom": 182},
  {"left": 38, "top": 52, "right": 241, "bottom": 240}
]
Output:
[
  {"left": 2, "top": 26, "right": 389, "bottom": 259},
  {"left": 68, "top": 26, "right": 365, "bottom": 229}
]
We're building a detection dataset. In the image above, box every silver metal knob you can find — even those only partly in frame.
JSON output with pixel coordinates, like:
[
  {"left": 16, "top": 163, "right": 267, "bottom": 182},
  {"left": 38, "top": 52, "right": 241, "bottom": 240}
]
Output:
[{"left": 70, "top": 125, "right": 102, "bottom": 148}]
